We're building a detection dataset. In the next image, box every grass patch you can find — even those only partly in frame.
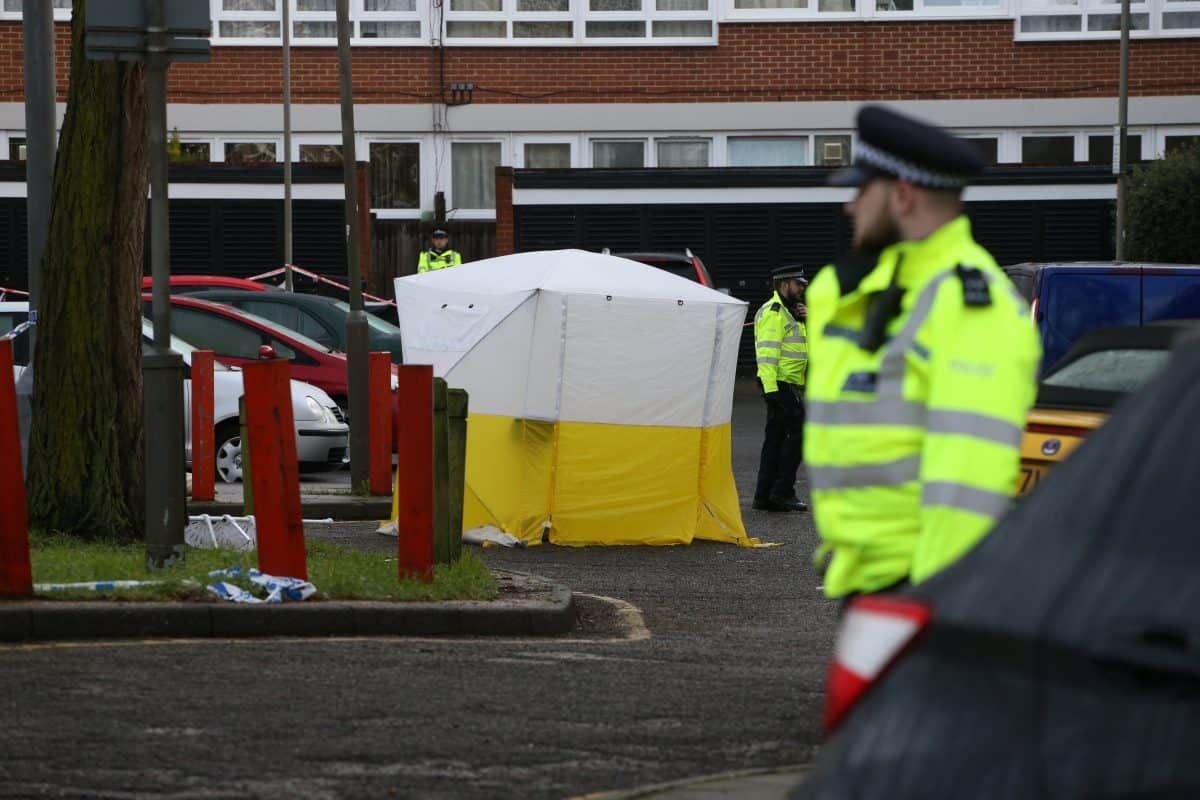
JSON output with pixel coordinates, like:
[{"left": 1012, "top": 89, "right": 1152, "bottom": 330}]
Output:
[{"left": 27, "top": 532, "right": 497, "bottom": 603}]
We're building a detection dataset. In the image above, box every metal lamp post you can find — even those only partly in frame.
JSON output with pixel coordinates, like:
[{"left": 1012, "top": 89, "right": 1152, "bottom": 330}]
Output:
[{"left": 336, "top": 0, "right": 370, "bottom": 489}]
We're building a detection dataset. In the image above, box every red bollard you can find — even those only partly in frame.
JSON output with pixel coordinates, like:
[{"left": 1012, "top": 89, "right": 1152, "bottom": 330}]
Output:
[
  {"left": 395, "top": 364, "right": 434, "bottom": 583},
  {"left": 368, "top": 352, "right": 393, "bottom": 496},
  {"left": 242, "top": 358, "right": 307, "bottom": 580},
  {"left": 0, "top": 339, "right": 32, "bottom": 597},
  {"left": 191, "top": 350, "right": 215, "bottom": 501}
]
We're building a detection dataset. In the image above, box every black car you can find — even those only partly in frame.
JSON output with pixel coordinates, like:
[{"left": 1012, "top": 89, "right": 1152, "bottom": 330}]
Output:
[
  {"left": 186, "top": 290, "right": 404, "bottom": 363},
  {"left": 794, "top": 332, "right": 1200, "bottom": 799}
]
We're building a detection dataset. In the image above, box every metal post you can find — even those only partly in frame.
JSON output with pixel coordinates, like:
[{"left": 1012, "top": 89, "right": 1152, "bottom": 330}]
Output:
[
  {"left": 22, "top": 0, "right": 56, "bottom": 359},
  {"left": 282, "top": 0, "right": 294, "bottom": 292},
  {"left": 144, "top": 0, "right": 187, "bottom": 569},
  {"left": 1115, "top": 0, "right": 1131, "bottom": 261},
  {"left": 337, "top": 0, "right": 370, "bottom": 489}
]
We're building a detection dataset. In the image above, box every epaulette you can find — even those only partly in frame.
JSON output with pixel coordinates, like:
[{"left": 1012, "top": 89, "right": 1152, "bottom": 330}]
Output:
[{"left": 955, "top": 265, "right": 992, "bottom": 307}]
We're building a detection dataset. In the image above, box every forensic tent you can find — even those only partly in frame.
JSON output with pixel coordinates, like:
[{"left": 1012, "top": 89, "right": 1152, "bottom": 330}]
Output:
[{"left": 394, "top": 249, "right": 752, "bottom": 547}]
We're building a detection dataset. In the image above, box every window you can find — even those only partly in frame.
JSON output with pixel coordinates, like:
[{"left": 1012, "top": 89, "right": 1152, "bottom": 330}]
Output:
[
  {"left": 299, "top": 144, "right": 344, "bottom": 164},
  {"left": 224, "top": 142, "right": 278, "bottom": 164},
  {"left": 1086, "top": 134, "right": 1142, "bottom": 165},
  {"left": 964, "top": 137, "right": 999, "bottom": 166},
  {"left": 169, "top": 142, "right": 211, "bottom": 164},
  {"left": 452, "top": 142, "right": 503, "bottom": 209},
  {"left": 1021, "top": 135, "right": 1074, "bottom": 165},
  {"left": 8, "top": 137, "right": 26, "bottom": 162},
  {"left": 1013, "top": 0, "right": 1179, "bottom": 40},
  {"left": 211, "top": 0, "right": 421, "bottom": 42},
  {"left": 237, "top": 301, "right": 337, "bottom": 348},
  {"left": 656, "top": 139, "right": 710, "bottom": 167},
  {"left": 728, "top": 137, "right": 807, "bottom": 166},
  {"left": 1166, "top": 135, "right": 1200, "bottom": 155},
  {"left": 3, "top": 0, "right": 71, "bottom": 12},
  {"left": 524, "top": 143, "right": 572, "bottom": 168},
  {"left": 593, "top": 140, "right": 646, "bottom": 168},
  {"left": 170, "top": 308, "right": 271, "bottom": 361},
  {"left": 814, "top": 135, "right": 851, "bottom": 166},
  {"left": 369, "top": 142, "right": 420, "bottom": 208}
]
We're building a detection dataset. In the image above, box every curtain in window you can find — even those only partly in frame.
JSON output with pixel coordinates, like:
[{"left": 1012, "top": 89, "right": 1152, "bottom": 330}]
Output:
[
  {"left": 452, "top": 142, "right": 502, "bottom": 209},
  {"left": 370, "top": 143, "right": 420, "bottom": 208},
  {"left": 657, "top": 140, "right": 709, "bottom": 167},
  {"left": 593, "top": 141, "right": 645, "bottom": 168},
  {"left": 728, "top": 138, "right": 807, "bottom": 167}
]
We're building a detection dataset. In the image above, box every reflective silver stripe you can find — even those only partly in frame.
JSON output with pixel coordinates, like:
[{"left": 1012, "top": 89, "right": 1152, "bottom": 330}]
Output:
[
  {"left": 922, "top": 481, "right": 1011, "bottom": 519},
  {"left": 784, "top": 335, "right": 807, "bottom": 344},
  {"left": 807, "top": 399, "right": 925, "bottom": 427},
  {"left": 926, "top": 409, "right": 1023, "bottom": 449},
  {"left": 824, "top": 324, "right": 862, "bottom": 343},
  {"left": 809, "top": 455, "right": 921, "bottom": 491},
  {"left": 877, "top": 271, "right": 956, "bottom": 399},
  {"left": 757, "top": 357, "right": 779, "bottom": 366},
  {"left": 757, "top": 339, "right": 782, "bottom": 349}
]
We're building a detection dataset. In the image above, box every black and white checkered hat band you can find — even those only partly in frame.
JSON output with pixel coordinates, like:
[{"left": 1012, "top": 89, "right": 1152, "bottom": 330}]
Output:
[{"left": 856, "top": 141, "right": 970, "bottom": 189}]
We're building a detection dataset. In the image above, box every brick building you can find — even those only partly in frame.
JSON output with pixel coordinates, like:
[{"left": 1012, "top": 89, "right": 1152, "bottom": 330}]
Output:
[{"left": 1, "top": 1, "right": 1198, "bottom": 291}]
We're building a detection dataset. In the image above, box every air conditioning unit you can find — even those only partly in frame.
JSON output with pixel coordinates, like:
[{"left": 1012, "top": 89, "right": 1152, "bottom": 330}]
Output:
[{"left": 821, "top": 141, "right": 845, "bottom": 166}]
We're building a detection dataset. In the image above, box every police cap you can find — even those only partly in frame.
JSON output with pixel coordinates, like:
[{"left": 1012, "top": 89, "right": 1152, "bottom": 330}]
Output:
[
  {"left": 432, "top": 228, "right": 449, "bottom": 237},
  {"left": 829, "top": 105, "right": 984, "bottom": 190},
  {"left": 772, "top": 265, "right": 808, "bottom": 282}
]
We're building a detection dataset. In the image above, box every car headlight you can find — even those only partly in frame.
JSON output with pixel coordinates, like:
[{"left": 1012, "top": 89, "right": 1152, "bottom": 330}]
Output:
[{"left": 304, "top": 396, "right": 324, "bottom": 419}]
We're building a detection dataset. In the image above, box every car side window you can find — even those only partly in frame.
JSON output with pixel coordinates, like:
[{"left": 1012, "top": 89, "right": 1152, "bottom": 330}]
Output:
[
  {"left": 171, "top": 307, "right": 264, "bottom": 360},
  {"left": 239, "top": 301, "right": 336, "bottom": 349}
]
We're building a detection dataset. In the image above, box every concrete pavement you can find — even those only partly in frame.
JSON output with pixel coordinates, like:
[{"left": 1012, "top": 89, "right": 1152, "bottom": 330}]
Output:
[{"left": 0, "top": 381, "right": 835, "bottom": 799}]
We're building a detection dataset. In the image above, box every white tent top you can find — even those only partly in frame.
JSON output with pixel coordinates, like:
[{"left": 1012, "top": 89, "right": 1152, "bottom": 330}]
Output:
[
  {"left": 396, "top": 249, "right": 746, "bottom": 306},
  {"left": 395, "top": 249, "right": 748, "bottom": 427}
]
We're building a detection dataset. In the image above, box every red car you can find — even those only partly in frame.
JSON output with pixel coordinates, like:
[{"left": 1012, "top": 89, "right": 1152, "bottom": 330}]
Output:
[
  {"left": 142, "top": 276, "right": 275, "bottom": 294},
  {"left": 144, "top": 294, "right": 394, "bottom": 414},
  {"left": 608, "top": 249, "right": 714, "bottom": 287}
]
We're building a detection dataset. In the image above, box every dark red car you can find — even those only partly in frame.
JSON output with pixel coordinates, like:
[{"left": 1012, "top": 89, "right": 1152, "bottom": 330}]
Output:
[
  {"left": 142, "top": 276, "right": 275, "bottom": 294},
  {"left": 144, "top": 294, "right": 386, "bottom": 413}
]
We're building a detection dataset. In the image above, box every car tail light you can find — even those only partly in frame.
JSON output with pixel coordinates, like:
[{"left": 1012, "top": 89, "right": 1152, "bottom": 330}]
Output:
[
  {"left": 1026, "top": 422, "right": 1086, "bottom": 438},
  {"left": 824, "top": 594, "right": 932, "bottom": 734}
]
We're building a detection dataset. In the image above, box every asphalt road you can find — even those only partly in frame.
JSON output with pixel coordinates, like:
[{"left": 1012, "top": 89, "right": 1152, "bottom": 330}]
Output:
[{"left": 0, "top": 381, "right": 838, "bottom": 800}]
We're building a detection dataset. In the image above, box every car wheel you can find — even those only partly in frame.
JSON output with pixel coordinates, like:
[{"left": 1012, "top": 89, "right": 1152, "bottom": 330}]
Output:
[{"left": 215, "top": 422, "right": 244, "bottom": 484}]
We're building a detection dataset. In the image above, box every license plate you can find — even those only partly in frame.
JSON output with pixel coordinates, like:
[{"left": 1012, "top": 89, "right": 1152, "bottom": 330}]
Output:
[{"left": 1017, "top": 465, "right": 1046, "bottom": 496}]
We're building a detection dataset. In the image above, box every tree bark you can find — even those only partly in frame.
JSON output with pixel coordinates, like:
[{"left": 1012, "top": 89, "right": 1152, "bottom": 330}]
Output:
[{"left": 26, "top": 0, "right": 148, "bottom": 541}]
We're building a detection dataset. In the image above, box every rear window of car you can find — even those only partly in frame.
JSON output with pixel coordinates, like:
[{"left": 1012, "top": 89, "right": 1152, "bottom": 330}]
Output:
[{"left": 1043, "top": 349, "right": 1171, "bottom": 393}]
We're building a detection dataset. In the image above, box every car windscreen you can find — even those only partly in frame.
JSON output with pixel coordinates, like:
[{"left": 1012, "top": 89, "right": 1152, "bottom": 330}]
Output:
[
  {"left": 1042, "top": 348, "right": 1171, "bottom": 393},
  {"left": 332, "top": 300, "right": 402, "bottom": 334}
]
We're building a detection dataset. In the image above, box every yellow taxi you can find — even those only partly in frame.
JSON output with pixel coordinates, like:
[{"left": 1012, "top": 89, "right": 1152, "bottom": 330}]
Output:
[{"left": 1016, "top": 324, "right": 1185, "bottom": 496}]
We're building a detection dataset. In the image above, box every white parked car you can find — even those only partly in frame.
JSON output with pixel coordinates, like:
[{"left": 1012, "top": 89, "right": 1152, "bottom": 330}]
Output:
[{"left": 3, "top": 309, "right": 349, "bottom": 483}]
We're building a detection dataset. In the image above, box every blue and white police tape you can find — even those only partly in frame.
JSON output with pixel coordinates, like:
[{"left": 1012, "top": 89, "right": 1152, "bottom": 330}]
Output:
[
  {"left": 206, "top": 567, "right": 317, "bottom": 604},
  {"left": 34, "top": 580, "right": 168, "bottom": 593}
]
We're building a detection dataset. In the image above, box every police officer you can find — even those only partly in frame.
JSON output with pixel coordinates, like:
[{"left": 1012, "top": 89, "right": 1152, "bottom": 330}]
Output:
[
  {"left": 805, "top": 105, "right": 1041, "bottom": 599},
  {"left": 753, "top": 265, "right": 810, "bottom": 513},
  {"left": 418, "top": 229, "right": 463, "bottom": 273}
]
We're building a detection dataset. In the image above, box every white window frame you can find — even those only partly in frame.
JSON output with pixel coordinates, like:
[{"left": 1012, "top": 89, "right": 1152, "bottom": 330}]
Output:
[
  {"left": 719, "top": 0, "right": 1009, "bottom": 23},
  {"left": 1012, "top": 0, "right": 1194, "bottom": 40},
  {"left": 447, "top": 137, "right": 507, "bottom": 219},
  {"left": 588, "top": 137, "right": 650, "bottom": 167},
  {"left": 292, "top": 134, "right": 346, "bottom": 164},
  {"left": 723, "top": 133, "right": 813, "bottom": 167},
  {"left": 210, "top": 0, "right": 427, "bottom": 46},
  {"left": 216, "top": 136, "right": 284, "bottom": 163},
  {"left": 0, "top": 1, "right": 72, "bottom": 21},
  {"left": 513, "top": 136, "right": 579, "bottom": 168},
  {"left": 366, "top": 135, "right": 425, "bottom": 218},
  {"left": 1156, "top": 126, "right": 1200, "bottom": 158}
]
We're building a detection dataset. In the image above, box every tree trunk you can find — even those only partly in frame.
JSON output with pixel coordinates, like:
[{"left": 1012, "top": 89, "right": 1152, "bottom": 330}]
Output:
[{"left": 26, "top": 0, "right": 148, "bottom": 541}]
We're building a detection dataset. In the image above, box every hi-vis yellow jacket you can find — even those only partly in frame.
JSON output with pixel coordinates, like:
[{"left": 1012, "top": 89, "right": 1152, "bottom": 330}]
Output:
[
  {"left": 755, "top": 292, "right": 808, "bottom": 392},
  {"left": 805, "top": 216, "right": 1041, "bottom": 597},
  {"left": 417, "top": 249, "right": 463, "bottom": 273}
]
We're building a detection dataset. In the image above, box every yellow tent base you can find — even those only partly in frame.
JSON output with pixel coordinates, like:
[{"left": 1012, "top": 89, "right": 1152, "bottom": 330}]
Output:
[{"left": 386, "top": 414, "right": 753, "bottom": 548}]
